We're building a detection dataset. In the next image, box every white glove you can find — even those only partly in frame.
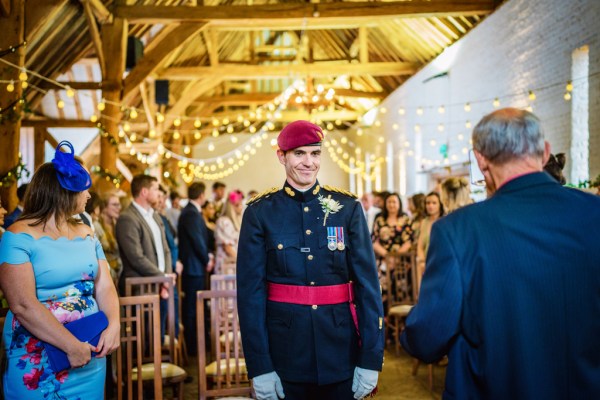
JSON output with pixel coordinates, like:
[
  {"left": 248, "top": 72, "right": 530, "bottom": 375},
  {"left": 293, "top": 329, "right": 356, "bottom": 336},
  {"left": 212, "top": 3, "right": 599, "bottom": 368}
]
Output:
[
  {"left": 352, "top": 367, "right": 379, "bottom": 399},
  {"left": 252, "top": 371, "right": 285, "bottom": 400}
]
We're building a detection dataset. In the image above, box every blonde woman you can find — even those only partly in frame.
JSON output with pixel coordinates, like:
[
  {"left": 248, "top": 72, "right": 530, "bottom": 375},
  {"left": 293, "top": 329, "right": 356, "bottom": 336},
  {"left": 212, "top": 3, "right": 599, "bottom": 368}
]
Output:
[
  {"left": 214, "top": 190, "right": 244, "bottom": 274},
  {"left": 441, "top": 176, "right": 472, "bottom": 213},
  {"left": 94, "top": 192, "right": 123, "bottom": 287}
]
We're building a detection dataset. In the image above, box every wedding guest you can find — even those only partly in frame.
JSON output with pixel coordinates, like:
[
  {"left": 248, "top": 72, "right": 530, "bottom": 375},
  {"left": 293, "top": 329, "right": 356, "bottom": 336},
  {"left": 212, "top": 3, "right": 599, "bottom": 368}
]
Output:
[
  {"left": 401, "top": 108, "right": 600, "bottom": 399},
  {"left": 0, "top": 141, "right": 120, "bottom": 400},
  {"left": 3, "top": 183, "right": 27, "bottom": 229},
  {"left": 441, "top": 177, "right": 471, "bottom": 213},
  {"left": 415, "top": 192, "right": 445, "bottom": 289},
  {"left": 201, "top": 201, "right": 216, "bottom": 255},
  {"left": 360, "top": 192, "right": 381, "bottom": 234},
  {"left": 214, "top": 190, "right": 244, "bottom": 274},
  {"left": 408, "top": 193, "right": 426, "bottom": 243},
  {"left": 94, "top": 191, "right": 123, "bottom": 287},
  {"left": 211, "top": 181, "right": 227, "bottom": 221},
  {"left": 165, "top": 191, "right": 182, "bottom": 229}
]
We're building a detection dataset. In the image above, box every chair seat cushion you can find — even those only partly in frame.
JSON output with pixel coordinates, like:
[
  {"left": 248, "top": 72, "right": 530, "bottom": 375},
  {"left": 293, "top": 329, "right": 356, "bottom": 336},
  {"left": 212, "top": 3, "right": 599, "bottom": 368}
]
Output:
[
  {"left": 132, "top": 362, "right": 187, "bottom": 380},
  {"left": 205, "top": 358, "right": 247, "bottom": 376},
  {"left": 388, "top": 304, "right": 413, "bottom": 317}
]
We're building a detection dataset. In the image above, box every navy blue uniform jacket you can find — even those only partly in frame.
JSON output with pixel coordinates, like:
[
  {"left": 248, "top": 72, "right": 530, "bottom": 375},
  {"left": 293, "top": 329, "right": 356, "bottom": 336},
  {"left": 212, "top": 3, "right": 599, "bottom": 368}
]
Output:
[
  {"left": 401, "top": 172, "right": 600, "bottom": 399},
  {"left": 178, "top": 202, "right": 209, "bottom": 277},
  {"left": 237, "top": 181, "right": 384, "bottom": 385}
]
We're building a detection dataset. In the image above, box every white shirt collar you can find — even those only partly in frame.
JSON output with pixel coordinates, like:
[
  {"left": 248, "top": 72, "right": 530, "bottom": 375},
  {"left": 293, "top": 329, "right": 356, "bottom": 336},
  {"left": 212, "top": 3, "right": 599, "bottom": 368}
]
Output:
[{"left": 132, "top": 200, "right": 154, "bottom": 218}]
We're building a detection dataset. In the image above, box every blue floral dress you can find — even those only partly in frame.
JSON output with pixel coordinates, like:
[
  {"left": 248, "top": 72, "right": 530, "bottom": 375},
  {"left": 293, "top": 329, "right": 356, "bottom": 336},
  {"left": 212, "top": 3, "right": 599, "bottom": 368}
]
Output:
[{"left": 0, "top": 232, "right": 107, "bottom": 400}]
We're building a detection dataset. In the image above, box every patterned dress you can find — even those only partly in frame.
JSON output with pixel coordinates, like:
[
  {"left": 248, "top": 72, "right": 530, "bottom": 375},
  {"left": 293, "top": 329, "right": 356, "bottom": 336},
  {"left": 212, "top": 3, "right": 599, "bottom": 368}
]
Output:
[
  {"left": 214, "top": 216, "right": 240, "bottom": 274},
  {"left": 0, "top": 232, "right": 107, "bottom": 400}
]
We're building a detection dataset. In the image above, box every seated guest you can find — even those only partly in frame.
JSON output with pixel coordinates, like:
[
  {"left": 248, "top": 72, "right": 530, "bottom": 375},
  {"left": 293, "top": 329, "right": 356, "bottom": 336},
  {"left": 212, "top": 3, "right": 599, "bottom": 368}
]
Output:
[
  {"left": 3, "top": 183, "right": 27, "bottom": 229},
  {"left": 440, "top": 176, "right": 471, "bottom": 213}
]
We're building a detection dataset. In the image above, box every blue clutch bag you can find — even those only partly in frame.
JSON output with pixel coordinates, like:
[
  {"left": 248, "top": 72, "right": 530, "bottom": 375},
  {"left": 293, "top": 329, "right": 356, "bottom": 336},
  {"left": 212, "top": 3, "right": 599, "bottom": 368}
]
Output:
[{"left": 43, "top": 311, "right": 109, "bottom": 372}]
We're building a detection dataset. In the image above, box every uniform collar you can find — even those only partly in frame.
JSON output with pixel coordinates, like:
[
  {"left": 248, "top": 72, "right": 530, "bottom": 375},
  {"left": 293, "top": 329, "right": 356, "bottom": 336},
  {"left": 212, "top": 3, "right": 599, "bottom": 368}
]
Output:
[{"left": 283, "top": 180, "right": 322, "bottom": 203}]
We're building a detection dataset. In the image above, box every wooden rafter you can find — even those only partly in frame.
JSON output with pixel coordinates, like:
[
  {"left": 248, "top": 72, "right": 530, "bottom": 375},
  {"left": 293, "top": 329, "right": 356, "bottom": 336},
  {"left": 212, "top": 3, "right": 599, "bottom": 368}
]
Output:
[
  {"left": 113, "top": 1, "right": 497, "bottom": 26},
  {"left": 161, "top": 61, "right": 418, "bottom": 80},
  {"left": 81, "top": 0, "right": 106, "bottom": 75}
]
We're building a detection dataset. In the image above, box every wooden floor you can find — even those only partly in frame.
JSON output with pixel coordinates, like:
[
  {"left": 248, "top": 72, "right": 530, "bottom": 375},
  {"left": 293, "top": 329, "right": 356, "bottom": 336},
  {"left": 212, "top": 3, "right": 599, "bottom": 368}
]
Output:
[{"left": 172, "top": 347, "right": 446, "bottom": 399}]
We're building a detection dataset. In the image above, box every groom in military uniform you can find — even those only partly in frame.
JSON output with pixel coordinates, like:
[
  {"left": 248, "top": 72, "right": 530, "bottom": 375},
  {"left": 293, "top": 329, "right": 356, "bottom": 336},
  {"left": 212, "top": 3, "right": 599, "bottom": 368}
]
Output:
[{"left": 237, "top": 120, "right": 384, "bottom": 400}]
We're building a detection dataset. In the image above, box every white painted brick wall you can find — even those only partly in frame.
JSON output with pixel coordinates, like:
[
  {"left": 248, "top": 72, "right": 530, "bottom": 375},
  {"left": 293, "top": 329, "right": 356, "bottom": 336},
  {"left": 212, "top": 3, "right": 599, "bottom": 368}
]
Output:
[{"left": 364, "top": 0, "right": 600, "bottom": 195}]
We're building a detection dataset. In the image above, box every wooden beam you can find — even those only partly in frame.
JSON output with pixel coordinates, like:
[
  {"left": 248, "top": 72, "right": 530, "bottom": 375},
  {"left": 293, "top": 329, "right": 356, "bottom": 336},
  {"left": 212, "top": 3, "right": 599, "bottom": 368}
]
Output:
[
  {"left": 0, "top": 0, "right": 24, "bottom": 211},
  {"left": 44, "top": 130, "right": 59, "bottom": 149},
  {"left": 82, "top": 0, "right": 106, "bottom": 76},
  {"left": 123, "top": 22, "right": 208, "bottom": 97},
  {"left": 25, "top": 0, "right": 66, "bottom": 38},
  {"left": 37, "top": 81, "right": 119, "bottom": 91},
  {"left": 0, "top": 0, "right": 9, "bottom": 16},
  {"left": 191, "top": 88, "right": 385, "bottom": 106},
  {"left": 359, "top": 25, "right": 368, "bottom": 64},
  {"left": 87, "top": 0, "right": 112, "bottom": 23},
  {"left": 160, "top": 61, "right": 417, "bottom": 80},
  {"left": 113, "top": 1, "right": 496, "bottom": 25},
  {"left": 34, "top": 127, "right": 46, "bottom": 169},
  {"left": 22, "top": 119, "right": 98, "bottom": 128},
  {"left": 100, "top": 17, "right": 127, "bottom": 185}
]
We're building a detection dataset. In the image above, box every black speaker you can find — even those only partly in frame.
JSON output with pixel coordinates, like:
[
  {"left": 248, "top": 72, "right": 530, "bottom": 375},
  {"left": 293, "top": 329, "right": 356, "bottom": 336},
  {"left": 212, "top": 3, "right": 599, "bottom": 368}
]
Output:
[
  {"left": 126, "top": 36, "right": 144, "bottom": 71},
  {"left": 155, "top": 80, "right": 169, "bottom": 105}
]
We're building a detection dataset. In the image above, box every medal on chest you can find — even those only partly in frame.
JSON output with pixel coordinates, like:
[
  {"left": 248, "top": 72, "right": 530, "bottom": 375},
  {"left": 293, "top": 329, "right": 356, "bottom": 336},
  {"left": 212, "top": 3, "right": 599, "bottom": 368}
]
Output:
[{"left": 327, "top": 226, "right": 345, "bottom": 251}]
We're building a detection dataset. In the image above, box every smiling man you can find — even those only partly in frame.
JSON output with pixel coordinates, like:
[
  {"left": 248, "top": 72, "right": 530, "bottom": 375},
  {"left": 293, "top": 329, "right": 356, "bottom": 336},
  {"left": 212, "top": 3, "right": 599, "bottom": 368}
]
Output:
[{"left": 237, "top": 120, "right": 384, "bottom": 400}]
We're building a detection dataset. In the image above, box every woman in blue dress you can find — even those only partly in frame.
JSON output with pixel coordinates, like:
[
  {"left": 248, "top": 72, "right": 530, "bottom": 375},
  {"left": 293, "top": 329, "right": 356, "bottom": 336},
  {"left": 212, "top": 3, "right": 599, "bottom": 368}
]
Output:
[{"left": 0, "top": 141, "right": 120, "bottom": 400}]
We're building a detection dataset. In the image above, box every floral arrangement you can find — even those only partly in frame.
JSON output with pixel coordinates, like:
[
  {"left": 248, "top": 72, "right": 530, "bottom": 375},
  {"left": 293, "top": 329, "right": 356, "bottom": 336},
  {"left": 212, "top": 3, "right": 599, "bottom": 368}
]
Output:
[{"left": 318, "top": 194, "right": 343, "bottom": 226}]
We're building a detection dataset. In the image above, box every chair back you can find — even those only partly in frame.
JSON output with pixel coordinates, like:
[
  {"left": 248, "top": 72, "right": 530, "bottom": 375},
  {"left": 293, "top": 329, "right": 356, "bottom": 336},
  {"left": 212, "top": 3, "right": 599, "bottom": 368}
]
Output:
[
  {"left": 197, "top": 290, "right": 252, "bottom": 400},
  {"left": 125, "top": 275, "right": 176, "bottom": 362},
  {"left": 210, "top": 274, "right": 237, "bottom": 291},
  {"left": 117, "top": 295, "right": 163, "bottom": 400},
  {"left": 385, "top": 251, "right": 418, "bottom": 309}
]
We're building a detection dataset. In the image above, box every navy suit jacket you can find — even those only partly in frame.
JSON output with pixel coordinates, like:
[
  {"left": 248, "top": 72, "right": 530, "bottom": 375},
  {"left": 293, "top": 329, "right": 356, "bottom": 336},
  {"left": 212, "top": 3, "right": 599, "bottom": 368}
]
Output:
[
  {"left": 237, "top": 181, "right": 384, "bottom": 385},
  {"left": 401, "top": 172, "right": 600, "bottom": 399},
  {"left": 178, "top": 202, "right": 209, "bottom": 277}
]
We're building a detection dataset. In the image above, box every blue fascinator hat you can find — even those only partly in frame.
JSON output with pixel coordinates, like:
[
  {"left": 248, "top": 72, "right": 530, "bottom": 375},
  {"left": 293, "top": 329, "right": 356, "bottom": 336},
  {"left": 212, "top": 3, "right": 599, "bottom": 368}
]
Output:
[{"left": 51, "top": 141, "right": 92, "bottom": 192}]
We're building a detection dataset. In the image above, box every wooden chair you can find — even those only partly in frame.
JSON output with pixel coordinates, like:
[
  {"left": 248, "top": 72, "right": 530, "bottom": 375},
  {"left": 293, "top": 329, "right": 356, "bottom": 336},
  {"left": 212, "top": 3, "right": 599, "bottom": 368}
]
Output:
[
  {"left": 196, "top": 290, "right": 252, "bottom": 400},
  {"left": 210, "top": 274, "right": 237, "bottom": 291},
  {"left": 385, "top": 251, "right": 434, "bottom": 389},
  {"left": 125, "top": 276, "right": 187, "bottom": 399},
  {"left": 176, "top": 273, "right": 188, "bottom": 366},
  {"left": 117, "top": 295, "right": 163, "bottom": 400}
]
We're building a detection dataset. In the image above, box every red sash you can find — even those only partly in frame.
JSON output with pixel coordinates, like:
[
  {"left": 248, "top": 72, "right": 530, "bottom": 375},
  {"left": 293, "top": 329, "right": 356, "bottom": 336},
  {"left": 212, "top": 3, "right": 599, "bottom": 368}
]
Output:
[{"left": 267, "top": 282, "right": 361, "bottom": 344}]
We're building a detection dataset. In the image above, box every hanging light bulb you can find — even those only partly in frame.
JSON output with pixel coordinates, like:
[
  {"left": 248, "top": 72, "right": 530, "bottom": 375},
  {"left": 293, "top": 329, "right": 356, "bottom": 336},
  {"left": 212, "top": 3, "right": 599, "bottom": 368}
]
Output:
[
  {"left": 6, "top": 80, "right": 15, "bottom": 92},
  {"left": 430, "top": 139, "right": 437, "bottom": 146},
  {"left": 212, "top": 118, "right": 219, "bottom": 126},
  {"left": 398, "top": 108, "right": 405, "bottom": 115},
  {"left": 130, "top": 108, "right": 138, "bottom": 119},
  {"left": 208, "top": 143, "right": 215, "bottom": 152},
  {"left": 194, "top": 130, "right": 201, "bottom": 140},
  {"left": 437, "top": 124, "right": 445, "bottom": 132},
  {"left": 380, "top": 107, "right": 387, "bottom": 114},
  {"left": 227, "top": 125, "right": 234, "bottom": 134},
  {"left": 174, "top": 117, "right": 182, "bottom": 127},
  {"left": 212, "top": 128, "right": 219, "bottom": 137},
  {"left": 123, "top": 122, "right": 131, "bottom": 132},
  {"left": 156, "top": 112, "right": 165, "bottom": 123},
  {"left": 356, "top": 128, "right": 363, "bottom": 136},
  {"left": 194, "top": 118, "right": 201, "bottom": 128},
  {"left": 183, "top": 145, "right": 191, "bottom": 155},
  {"left": 464, "top": 102, "right": 471, "bottom": 112},
  {"left": 465, "top": 120, "right": 472, "bottom": 129},
  {"left": 528, "top": 90, "right": 536, "bottom": 101},
  {"left": 21, "top": 81, "right": 28, "bottom": 89},
  {"left": 566, "top": 81, "right": 573, "bottom": 92},
  {"left": 118, "top": 129, "right": 125, "bottom": 138},
  {"left": 416, "top": 107, "right": 424, "bottom": 115},
  {"left": 438, "top": 105, "right": 445, "bottom": 114},
  {"left": 66, "top": 86, "right": 75, "bottom": 98},
  {"left": 493, "top": 98, "right": 500, "bottom": 108},
  {"left": 231, "top": 136, "right": 238, "bottom": 143},
  {"left": 414, "top": 124, "right": 421, "bottom": 132},
  {"left": 130, "top": 133, "right": 137, "bottom": 141},
  {"left": 57, "top": 99, "right": 65, "bottom": 109},
  {"left": 564, "top": 92, "right": 572, "bottom": 101},
  {"left": 172, "top": 130, "right": 181, "bottom": 140},
  {"left": 90, "top": 115, "right": 98, "bottom": 123},
  {"left": 249, "top": 126, "right": 257, "bottom": 133},
  {"left": 378, "top": 137, "right": 385, "bottom": 144},
  {"left": 97, "top": 99, "right": 106, "bottom": 111},
  {"left": 19, "top": 70, "right": 28, "bottom": 81},
  {"left": 149, "top": 129, "right": 156, "bottom": 138}
]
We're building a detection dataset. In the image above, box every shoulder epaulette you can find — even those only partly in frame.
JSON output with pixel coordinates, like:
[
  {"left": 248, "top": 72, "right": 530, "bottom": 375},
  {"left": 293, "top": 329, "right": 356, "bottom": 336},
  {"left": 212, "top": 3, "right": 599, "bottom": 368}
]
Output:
[
  {"left": 323, "top": 185, "right": 357, "bottom": 199},
  {"left": 246, "top": 186, "right": 280, "bottom": 205}
]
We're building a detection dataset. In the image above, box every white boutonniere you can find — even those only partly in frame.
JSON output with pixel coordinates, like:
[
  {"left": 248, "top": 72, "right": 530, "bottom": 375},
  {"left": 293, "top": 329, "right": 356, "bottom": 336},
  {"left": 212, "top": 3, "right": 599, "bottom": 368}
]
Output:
[{"left": 318, "top": 195, "right": 343, "bottom": 226}]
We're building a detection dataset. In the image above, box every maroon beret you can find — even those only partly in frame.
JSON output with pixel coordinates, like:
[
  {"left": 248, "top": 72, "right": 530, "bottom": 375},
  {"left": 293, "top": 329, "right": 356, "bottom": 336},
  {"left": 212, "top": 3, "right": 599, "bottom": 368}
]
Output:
[{"left": 277, "top": 120, "right": 325, "bottom": 151}]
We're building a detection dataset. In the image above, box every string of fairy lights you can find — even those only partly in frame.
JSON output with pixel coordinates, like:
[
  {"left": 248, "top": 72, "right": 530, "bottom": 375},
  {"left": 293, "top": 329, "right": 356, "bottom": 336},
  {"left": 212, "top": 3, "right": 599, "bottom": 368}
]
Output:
[{"left": 1, "top": 43, "right": 595, "bottom": 184}]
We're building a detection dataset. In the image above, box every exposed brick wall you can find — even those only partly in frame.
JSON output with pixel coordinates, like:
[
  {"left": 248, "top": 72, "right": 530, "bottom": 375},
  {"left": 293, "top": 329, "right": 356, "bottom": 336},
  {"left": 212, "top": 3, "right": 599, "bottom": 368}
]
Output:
[{"left": 366, "top": 0, "right": 600, "bottom": 195}]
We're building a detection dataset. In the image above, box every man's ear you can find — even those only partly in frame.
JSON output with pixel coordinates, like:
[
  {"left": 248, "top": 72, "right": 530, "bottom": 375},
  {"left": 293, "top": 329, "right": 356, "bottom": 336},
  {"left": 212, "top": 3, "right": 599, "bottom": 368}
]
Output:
[
  {"left": 474, "top": 150, "right": 488, "bottom": 173},
  {"left": 276, "top": 149, "right": 286, "bottom": 166},
  {"left": 542, "top": 141, "right": 551, "bottom": 166}
]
